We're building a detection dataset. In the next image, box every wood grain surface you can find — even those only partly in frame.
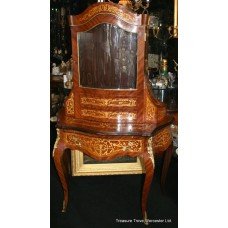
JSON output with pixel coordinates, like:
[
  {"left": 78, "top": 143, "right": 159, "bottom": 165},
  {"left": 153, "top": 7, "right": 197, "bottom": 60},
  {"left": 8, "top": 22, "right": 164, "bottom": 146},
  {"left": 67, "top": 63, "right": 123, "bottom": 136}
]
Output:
[{"left": 53, "top": 2, "right": 173, "bottom": 222}]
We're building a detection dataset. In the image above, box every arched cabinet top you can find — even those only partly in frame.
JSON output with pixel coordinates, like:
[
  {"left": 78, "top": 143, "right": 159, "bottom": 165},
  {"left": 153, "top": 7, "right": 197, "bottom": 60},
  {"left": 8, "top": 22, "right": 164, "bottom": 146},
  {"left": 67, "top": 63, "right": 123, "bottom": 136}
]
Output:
[
  {"left": 62, "top": 2, "right": 168, "bottom": 125},
  {"left": 69, "top": 2, "right": 143, "bottom": 28}
]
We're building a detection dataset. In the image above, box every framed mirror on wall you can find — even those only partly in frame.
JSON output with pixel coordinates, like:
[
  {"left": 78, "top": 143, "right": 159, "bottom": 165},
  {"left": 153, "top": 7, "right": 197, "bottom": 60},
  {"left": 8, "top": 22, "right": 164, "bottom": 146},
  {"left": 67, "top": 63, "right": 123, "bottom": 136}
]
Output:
[{"left": 71, "top": 150, "right": 145, "bottom": 176}]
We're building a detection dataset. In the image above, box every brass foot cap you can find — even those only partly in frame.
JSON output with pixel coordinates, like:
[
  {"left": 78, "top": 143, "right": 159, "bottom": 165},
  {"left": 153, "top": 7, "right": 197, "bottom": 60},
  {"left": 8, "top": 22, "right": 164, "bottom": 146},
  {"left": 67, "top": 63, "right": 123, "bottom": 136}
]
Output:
[
  {"left": 143, "top": 211, "right": 149, "bottom": 225},
  {"left": 61, "top": 200, "right": 67, "bottom": 212}
]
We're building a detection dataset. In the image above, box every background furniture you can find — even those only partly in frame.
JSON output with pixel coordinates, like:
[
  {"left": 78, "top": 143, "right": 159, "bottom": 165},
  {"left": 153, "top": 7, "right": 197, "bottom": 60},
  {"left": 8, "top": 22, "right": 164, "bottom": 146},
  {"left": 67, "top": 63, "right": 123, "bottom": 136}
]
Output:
[{"left": 53, "top": 1, "right": 173, "bottom": 223}]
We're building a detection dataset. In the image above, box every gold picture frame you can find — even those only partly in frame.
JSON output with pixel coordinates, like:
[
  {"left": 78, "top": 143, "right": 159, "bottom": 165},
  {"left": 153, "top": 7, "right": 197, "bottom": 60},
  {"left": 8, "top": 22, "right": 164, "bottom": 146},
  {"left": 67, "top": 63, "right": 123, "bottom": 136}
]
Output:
[{"left": 71, "top": 150, "right": 145, "bottom": 176}]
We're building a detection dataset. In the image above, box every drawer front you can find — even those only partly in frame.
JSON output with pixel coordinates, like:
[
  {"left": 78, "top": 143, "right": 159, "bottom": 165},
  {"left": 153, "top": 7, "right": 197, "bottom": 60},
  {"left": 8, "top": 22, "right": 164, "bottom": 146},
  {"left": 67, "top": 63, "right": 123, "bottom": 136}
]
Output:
[{"left": 62, "top": 131, "right": 145, "bottom": 160}]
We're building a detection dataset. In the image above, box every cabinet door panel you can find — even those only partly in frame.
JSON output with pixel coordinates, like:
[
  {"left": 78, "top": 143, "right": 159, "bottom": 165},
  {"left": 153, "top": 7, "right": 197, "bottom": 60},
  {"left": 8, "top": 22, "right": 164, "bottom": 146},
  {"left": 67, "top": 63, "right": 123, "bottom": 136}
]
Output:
[{"left": 78, "top": 23, "right": 138, "bottom": 89}]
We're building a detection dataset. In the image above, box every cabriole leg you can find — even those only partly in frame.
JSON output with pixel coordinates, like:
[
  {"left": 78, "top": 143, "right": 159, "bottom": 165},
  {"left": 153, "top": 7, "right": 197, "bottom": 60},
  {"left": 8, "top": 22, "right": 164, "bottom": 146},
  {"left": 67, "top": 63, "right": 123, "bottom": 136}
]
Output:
[
  {"left": 161, "top": 143, "right": 173, "bottom": 192},
  {"left": 52, "top": 129, "right": 70, "bottom": 212},
  {"left": 141, "top": 137, "right": 155, "bottom": 225}
]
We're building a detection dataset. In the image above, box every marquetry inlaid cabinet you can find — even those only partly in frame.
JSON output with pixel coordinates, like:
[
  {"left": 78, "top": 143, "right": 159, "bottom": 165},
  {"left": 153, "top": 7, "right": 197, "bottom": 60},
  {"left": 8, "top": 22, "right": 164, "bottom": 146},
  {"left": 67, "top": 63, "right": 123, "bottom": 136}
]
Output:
[{"left": 53, "top": 1, "right": 173, "bottom": 224}]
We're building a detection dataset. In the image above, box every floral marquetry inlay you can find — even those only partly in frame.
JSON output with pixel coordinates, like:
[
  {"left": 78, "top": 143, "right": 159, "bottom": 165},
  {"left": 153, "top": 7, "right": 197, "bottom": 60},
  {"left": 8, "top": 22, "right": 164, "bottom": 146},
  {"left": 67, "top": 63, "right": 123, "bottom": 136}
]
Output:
[
  {"left": 65, "top": 133, "right": 143, "bottom": 157},
  {"left": 145, "top": 97, "right": 156, "bottom": 122},
  {"left": 81, "top": 97, "right": 136, "bottom": 107},
  {"left": 152, "top": 127, "right": 172, "bottom": 152},
  {"left": 77, "top": 4, "right": 136, "bottom": 25},
  {"left": 81, "top": 109, "right": 136, "bottom": 120},
  {"left": 65, "top": 93, "right": 74, "bottom": 115}
]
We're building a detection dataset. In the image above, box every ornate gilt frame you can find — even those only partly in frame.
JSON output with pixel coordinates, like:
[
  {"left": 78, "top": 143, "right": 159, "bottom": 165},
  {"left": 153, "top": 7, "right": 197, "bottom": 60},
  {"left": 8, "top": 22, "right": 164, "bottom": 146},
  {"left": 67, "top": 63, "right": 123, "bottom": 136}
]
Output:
[{"left": 71, "top": 150, "right": 145, "bottom": 176}]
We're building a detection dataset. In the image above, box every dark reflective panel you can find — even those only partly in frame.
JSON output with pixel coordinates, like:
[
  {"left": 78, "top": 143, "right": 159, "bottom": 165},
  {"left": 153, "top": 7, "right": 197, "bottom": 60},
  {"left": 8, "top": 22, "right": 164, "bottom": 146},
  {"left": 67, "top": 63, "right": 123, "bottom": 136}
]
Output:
[
  {"left": 83, "top": 154, "right": 137, "bottom": 164},
  {"left": 78, "top": 23, "right": 137, "bottom": 89}
]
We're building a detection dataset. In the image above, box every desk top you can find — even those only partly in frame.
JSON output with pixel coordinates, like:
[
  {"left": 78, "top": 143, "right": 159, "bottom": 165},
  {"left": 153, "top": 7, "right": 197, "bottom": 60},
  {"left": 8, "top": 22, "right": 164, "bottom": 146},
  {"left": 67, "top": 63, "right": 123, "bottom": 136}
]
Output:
[{"left": 57, "top": 109, "right": 173, "bottom": 137}]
